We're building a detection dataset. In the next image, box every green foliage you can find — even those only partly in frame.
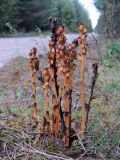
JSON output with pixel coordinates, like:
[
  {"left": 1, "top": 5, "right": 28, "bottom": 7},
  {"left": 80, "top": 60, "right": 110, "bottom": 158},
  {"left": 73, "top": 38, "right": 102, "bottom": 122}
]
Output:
[
  {"left": 116, "top": 105, "right": 120, "bottom": 117},
  {"left": 62, "top": 0, "right": 76, "bottom": 31},
  {"left": 73, "top": 0, "right": 92, "bottom": 31},
  {"left": 106, "top": 80, "right": 120, "bottom": 91},
  {"left": 101, "top": 41, "right": 120, "bottom": 67},
  {"left": 17, "top": 0, "right": 55, "bottom": 31},
  {"left": 101, "top": 54, "right": 117, "bottom": 68},
  {"left": 0, "top": 0, "right": 92, "bottom": 33},
  {"left": 94, "top": 0, "right": 120, "bottom": 38},
  {"left": 107, "top": 42, "right": 120, "bottom": 61},
  {"left": 94, "top": 0, "right": 109, "bottom": 11},
  {"left": 0, "top": 0, "right": 18, "bottom": 32}
]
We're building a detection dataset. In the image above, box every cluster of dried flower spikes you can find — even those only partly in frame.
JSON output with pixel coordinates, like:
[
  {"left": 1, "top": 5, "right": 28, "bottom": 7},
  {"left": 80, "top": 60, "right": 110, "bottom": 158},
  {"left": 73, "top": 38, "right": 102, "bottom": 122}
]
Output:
[{"left": 29, "top": 23, "right": 89, "bottom": 148}]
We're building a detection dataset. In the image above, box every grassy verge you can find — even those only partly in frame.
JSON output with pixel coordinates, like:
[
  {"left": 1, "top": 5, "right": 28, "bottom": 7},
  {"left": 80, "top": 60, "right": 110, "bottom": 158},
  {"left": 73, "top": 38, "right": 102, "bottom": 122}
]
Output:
[{"left": 0, "top": 40, "right": 120, "bottom": 159}]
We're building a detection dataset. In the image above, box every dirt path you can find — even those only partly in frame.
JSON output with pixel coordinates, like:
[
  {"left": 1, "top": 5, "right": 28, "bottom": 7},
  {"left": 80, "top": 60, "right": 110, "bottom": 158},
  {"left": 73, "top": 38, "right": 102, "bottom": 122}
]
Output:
[{"left": 0, "top": 34, "right": 78, "bottom": 67}]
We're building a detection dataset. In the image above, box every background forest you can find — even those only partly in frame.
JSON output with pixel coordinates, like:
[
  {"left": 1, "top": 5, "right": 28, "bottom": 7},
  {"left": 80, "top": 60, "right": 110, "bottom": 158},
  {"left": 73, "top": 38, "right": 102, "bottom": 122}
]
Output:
[
  {"left": 95, "top": 0, "right": 120, "bottom": 38},
  {"left": 0, "top": 0, "right": 92, "bottom": 33}
]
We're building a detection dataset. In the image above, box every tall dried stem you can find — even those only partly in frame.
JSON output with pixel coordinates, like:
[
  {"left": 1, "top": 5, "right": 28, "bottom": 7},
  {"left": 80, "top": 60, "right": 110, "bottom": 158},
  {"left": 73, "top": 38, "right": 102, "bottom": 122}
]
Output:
[
  {"left": 56, "top": 26, "right": 66, "bottom": 134},
  {"left": 78, "top": 24, "right": 88, "bottom": 138},
  {"left": 29, "top": 48, "right": 39, "bottom": 127},
  {"left": 63, "top": 50, "right": 76, "bottom": 147},
  {"left": 48, "top": 18, "right": 60, "bottom": 138},
  {"left": 42, "top": 68, "right": 51, "bottom": 136},
  {"left": 86, "top": 63, "right": 98, "bottom": 128}
]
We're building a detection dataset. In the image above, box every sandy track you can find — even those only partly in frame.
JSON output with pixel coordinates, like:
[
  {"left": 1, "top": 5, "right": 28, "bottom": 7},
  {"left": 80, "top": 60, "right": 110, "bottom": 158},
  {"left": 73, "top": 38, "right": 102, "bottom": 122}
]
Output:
[{"left": 0, "top": 34, "right": 78, "bottom": 67}]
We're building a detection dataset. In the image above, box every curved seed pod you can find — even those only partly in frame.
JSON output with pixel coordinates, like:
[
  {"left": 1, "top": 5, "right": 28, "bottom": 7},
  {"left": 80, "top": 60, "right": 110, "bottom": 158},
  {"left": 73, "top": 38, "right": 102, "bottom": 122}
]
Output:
[
  {"left": 29, "top": 48, "right": 39, "bottom": 127},
  {"left": 78, "top": 25, "right": 88, "bottom": 138}
]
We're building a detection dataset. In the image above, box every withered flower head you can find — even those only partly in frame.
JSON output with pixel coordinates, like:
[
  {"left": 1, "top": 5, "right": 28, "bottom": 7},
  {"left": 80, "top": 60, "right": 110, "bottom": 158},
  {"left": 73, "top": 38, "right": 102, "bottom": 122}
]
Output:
[
  {"left": 31, "top": 47, "right": 37, "bottom": 55},
  {"left": 79, "top": 24, "right": 85, "bottom": 32},
  {"left": 49, "top": 40, "right": 55, "bottom": 47},
  {"left": 57, "top": 26, "right": 64, "bottom": 34}
]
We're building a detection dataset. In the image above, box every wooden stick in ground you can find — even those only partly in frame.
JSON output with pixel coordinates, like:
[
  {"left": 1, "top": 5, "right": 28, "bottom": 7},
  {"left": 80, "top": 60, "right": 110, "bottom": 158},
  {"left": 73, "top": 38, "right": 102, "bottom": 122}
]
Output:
[
  {"left": 78, "top": 24, "right": 88, "bottom": 138},
  {"left": 29, "top": 48, "right": 39, "bottom": 127},
  {"left": 85, "top": 63, "right": 98, "bottom": 128}
]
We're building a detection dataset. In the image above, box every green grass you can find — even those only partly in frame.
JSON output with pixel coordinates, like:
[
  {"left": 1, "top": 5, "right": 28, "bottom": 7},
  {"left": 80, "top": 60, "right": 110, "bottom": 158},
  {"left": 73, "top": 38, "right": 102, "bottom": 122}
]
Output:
[
  {"left": 9, "top": 97, "right": 45, "bottom": 119},
  {"left": 106, "top": 80, "right": 120, "bottom": 90}
]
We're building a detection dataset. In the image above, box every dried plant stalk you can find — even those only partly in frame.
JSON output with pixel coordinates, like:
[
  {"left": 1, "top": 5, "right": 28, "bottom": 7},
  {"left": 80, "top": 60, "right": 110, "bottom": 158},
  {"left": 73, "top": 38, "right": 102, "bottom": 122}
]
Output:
[
  {"left": 42, "top": 68, "right": 51, "bottom": 136},
  {"left": 63, "top": 49, "right": 76, "bottom": 147},
  {"left": 56, "top": 26, "right": 66, "bottom": 135},
  {"left": 86, "top": 63, "right": 98, "bottom": 128},
  {"left": 78, "top": 24, "right": 88, "bottom": 138},
  {"left": 48, "top": 18, "right": 60, "bottom": 138},
  {"left": 40, "top": 116, "right": 47, "bottom": 136},
  {"left": 36, "top": 20, "right": 92, "bottom": 147},
  {"left": 64, "top": 74, "right": 72, "bottom": 147},
  {"left": 29, "top": 48, "right": 39, "bottom": 127}
]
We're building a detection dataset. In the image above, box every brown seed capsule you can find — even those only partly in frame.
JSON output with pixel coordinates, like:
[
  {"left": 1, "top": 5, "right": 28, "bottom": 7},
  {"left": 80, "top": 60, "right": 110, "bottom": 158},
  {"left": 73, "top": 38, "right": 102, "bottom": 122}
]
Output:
[
  {"left": 82, "top": 48, "right": 86, "bottom": 55},
  {"left": 43, "top": 82, "right": 49, "bottom": 90},
  {"left": 71, "top": 43, "right": 76, "bottom": 49},
  {"left": 50, "top": 60, "right": 54, "bottom": 65},
  {"left": 43, "top": 69, "right": 47, "bottom": 75},
  {"left": 51, "top": 48, "right": 55, "bottom": 54},
  {"left": 63, "top": 68, "right": 66, "bottom": 73},
  {"left": 66, "top": 72, "right": 70, "bottom": 78},
  {"left": 59, "top": 50, "right": 64, "bottom": 57},
  {"left": 58, "top": 37, "right": 63, "bottom": 42},
  {"left": 78, "top": 38, "right": 82, "bottom": 44},
  {"left": 80, "top": 44, "right": 85, "bottom": 49},
  {"left": 62, "top": 46, "right": 64, "bottom": 50},
  {"left": 49, "top": 40, "right": 55, "bottom": 46},
  {"left": 32, "top": 47, "right": 37, "bottom": 54},
  {"left": 83, "top": 28, "right": 87, "bottom": 33},
  {"left": 68, "top": 45, "right": 72, "bottom": 50},
  {"left": 59, "top": 67, "right": 63, "bottom": 72},
  {"left": 79, "top": 24, "right": 84, "bottom": 32},
  {"left": 57, "top": 26, "right": 64, "bottom": 34},
  {"left": 45, "top": 82, "right": 49, "bottom": 87},
  {"left": 81, "top": 34, "right": 86, "bottom": 41},
  {"left": 43, "top": 85, "right": 46, "bottom": 90},
  {"left": 56, "top": 53, "right": 61, "bottom": 59}
]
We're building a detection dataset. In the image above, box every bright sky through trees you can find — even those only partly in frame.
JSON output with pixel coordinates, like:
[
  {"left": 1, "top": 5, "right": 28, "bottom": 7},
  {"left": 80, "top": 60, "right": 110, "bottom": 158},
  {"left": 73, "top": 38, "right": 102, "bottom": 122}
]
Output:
[{"left": 79, "top": 0, "right": 100, "bottom": 28}]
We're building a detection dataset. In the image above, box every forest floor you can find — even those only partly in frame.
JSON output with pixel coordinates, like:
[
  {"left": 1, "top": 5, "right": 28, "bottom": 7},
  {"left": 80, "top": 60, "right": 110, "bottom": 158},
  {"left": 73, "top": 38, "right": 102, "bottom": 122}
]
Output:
[{"left": 0, "top": 37, "right": 120, "bottom": 160}]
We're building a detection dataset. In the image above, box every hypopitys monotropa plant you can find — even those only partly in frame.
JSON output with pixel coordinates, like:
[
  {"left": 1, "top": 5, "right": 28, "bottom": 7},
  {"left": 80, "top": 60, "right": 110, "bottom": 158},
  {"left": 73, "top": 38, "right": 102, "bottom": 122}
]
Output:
[
  {"left": 63, "top": 50, "right": 76, "bottom": 147},
  {"left": 48, "top": 18, "right": 61, "bottom": 138},
  {"left": 78, "top": 24, "right": 88, "bottom": 138},
  {"left": 28, "top": 21, "right": 98, "bottom": 148},
  {"left": 57, "top": 25, "right": 77, "bottom": 147},
  {"left": 29, "top": 48, "right": 39, "bottom": 127}
]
